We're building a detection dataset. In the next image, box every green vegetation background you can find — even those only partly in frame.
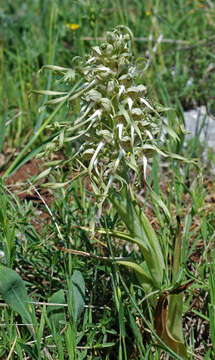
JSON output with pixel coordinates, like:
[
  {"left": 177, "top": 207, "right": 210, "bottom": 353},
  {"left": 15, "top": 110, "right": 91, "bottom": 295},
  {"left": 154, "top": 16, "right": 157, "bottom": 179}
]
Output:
[{"left": 0, "top": 1, "right": 215, "bottom": 359}]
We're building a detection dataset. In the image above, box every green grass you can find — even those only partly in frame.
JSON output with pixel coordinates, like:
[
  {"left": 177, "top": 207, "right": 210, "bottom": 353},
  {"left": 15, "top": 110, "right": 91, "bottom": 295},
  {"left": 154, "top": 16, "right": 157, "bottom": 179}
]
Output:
[{"left": 0, "top": 1, "right": 215, "bottom": 359}]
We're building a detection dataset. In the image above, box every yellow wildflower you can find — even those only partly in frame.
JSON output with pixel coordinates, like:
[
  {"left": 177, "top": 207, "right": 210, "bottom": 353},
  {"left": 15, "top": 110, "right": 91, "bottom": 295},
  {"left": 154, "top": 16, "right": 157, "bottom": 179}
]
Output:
[
  {"left": 66, "top": 23, "right": 80, "bottom": 31},
  {"left": 145, "top": 11, "right": 151, "bottom": 16}
]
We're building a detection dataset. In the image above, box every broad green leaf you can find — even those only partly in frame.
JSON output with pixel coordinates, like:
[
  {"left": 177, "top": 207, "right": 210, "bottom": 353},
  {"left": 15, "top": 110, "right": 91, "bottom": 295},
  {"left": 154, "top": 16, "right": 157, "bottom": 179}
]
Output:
[
  {"left": 117, "top": 260, "right": 153, "bottom": 295},
  {"left": 69, "top": 270, "right": 85, "bottom": 323},
  {"left": 110, "top": 188, "right": 165, "bottom": 289},
  {"left": 47, "top": 289, "right": 66, "bottom": 331},
  {"left": 95, "top": 227, "right": 149, "bottom": 253},
  {"left": 163, "top": 294, "right": 188, "bottom": 359},
  {"left": 161, "top": 214, "right": 187, "bottom": 358},
  {"left": 154, "top": 291, "right": 187, "bottom": 358},
  {"left": 0, "top": 266, "right": 33, "bottom": 326},
  {"left": 98, "top": 220, "right": 148, "bottom": 253}
]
